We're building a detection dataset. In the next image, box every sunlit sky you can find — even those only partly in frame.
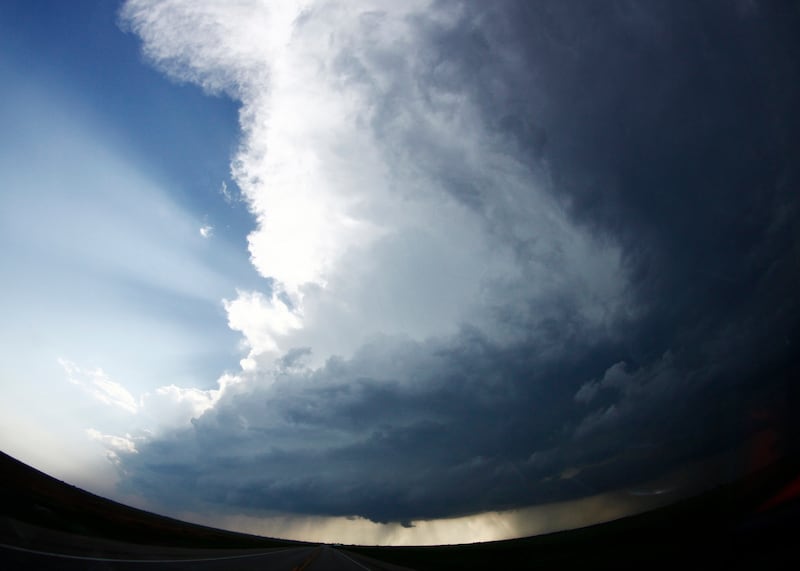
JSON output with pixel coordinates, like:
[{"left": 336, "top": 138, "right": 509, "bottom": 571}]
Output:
[{"left": 1, "top": 0, "right": 799, "bottom": 546}]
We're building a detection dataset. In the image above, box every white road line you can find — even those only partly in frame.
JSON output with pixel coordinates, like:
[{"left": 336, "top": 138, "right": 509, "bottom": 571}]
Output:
[
  {"left": 0, "top": 542, "right": 304, "bottom": 563},
  {"left": 333, "top": 548, "right": 373, "bottom": 571}
]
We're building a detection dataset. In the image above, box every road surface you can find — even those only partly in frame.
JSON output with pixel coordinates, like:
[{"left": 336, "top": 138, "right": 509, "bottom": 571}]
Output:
[{"left": 0, "top": 543, "right": 414, "bottom": 570}]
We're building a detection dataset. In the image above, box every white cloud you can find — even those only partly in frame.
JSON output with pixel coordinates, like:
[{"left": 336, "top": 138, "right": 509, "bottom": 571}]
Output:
[
  {"left": 199, "top": 224, "right": 214, "bottom": 238},
  {"left": 219, "top": 180, "right": 234, "bottom": 204},
  {"left": 139, "top": 384, "right": 218, "bottom": 429},
  {"left": 87, "top": 428, "right": 139, "bottom": 454},
  {"left": 222, "top": 289, "right": 303, "bottom": 369},
  {"left": 62, "top": 358, "right": 223, "bottom": 436},
  {"left": 59, "top": 358, "right": 139, "bottom": 414},
  {"left": 122, "top": 0, "right": 633, "bottom": 369}
]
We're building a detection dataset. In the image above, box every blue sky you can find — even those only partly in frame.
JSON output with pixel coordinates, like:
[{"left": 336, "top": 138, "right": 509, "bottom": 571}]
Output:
[
  {"left": 2, "top": 0, "right": 800, "bottom": 547},
  {"left": 1, "top": 0, "right": 242, "bottom": 217},
  {"left": 0, "top": 0, "right": 260, "bottom": 481}
]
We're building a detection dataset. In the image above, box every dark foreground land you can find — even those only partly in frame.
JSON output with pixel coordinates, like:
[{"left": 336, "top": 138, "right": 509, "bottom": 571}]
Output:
[
  {"left": 351, "top": 462, "right": 800, "bottom": 570},
  {"left": 2, "top": 450, "right": 800, "bottom": 570},
  {"left": 0, "top": 451, "right": 411, "bottom": 570}
]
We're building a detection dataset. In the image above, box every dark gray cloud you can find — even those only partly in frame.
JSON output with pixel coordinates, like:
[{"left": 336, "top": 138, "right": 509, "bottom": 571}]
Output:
[
  {"left": 116, "top": 1, "right": 800, "bottom": 525},
  {"left": 120, "top": 329, "right": 610, "bottom": 522}
]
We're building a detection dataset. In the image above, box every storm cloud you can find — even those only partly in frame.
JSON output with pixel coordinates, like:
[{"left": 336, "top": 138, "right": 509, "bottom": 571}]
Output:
[{"left": 112, "top": 0, "right": 800, "bottom": 530}]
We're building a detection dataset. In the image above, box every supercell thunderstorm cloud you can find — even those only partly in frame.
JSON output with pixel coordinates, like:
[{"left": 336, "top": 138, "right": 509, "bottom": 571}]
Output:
[
  {"left": 118, "top": 0, "right": 634, "bottom": 522},
  {"left": 2, "top": 0, "right": 799, "bottom": 545},
  {"left": 114, "top": 0, "right": 800, "bottom": 527}
]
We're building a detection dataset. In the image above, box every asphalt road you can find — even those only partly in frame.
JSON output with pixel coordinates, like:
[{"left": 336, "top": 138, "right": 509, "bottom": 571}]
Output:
[{"left": 0, "top": 543, "right": 414, "bottom": 570}]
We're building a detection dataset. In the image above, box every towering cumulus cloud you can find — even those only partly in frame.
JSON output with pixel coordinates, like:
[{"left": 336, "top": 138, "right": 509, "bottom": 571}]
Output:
[
  {"left": 122, "top": 0, "right": 628, "bottom": 369},
  {"left": 116, "top": 0, "right": 800, "bottom": 535}
]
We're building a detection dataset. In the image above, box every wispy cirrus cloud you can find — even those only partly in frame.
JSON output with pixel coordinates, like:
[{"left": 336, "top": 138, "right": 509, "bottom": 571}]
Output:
[{"left": 60, "top": 359, "right": 140, "bottom": 414}]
